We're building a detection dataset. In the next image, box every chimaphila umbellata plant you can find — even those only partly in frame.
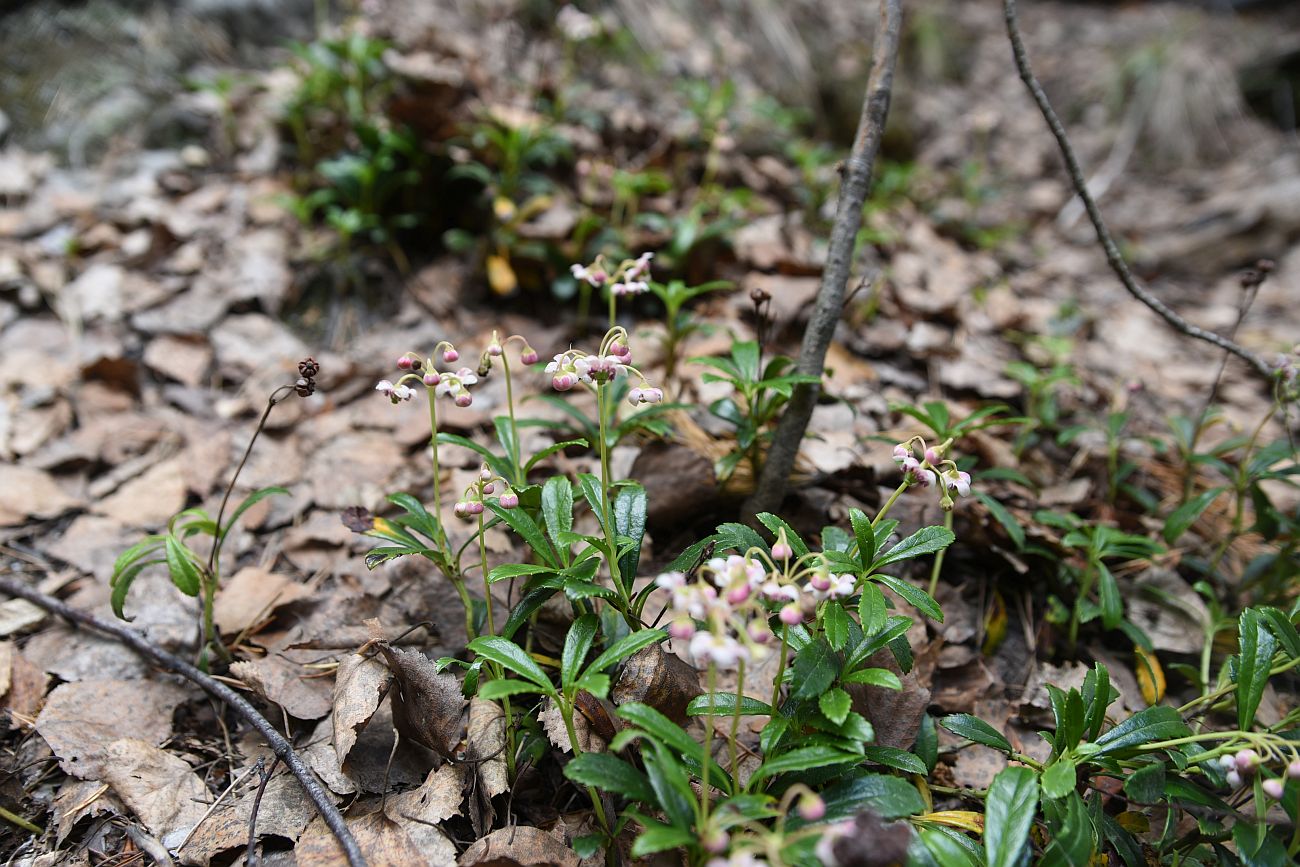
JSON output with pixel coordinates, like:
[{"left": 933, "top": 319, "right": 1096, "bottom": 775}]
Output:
[{"left": 111, "top": 358, "right": 320, "bottom": 666}]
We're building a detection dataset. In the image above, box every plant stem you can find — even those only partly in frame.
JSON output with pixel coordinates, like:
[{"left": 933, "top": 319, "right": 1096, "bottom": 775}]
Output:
[
  {"left": 502, "top": 356, "right": 522, "bottom": 487},
  {"left": 608, "top": 287, "right": 617, "bottom": 330},
  {"left": 560, "top": 699, "right": 610, "bottom": 832},
  {"left": 478, "top": 511, "right": 494, "bottom": 637},
  {"left": 729, "top": 659, "right": 744, "bottom": 781},
  {"left": 770, "top": 626, "right": 789, "bottom": 712},
  {"left": 872, "top": 481, "right": 909, "bottom": 528},
  {"left": 1180, "top": 655, "right": 1300, "bottom": 714},
  {"left": 596, "top": 384, "right": 631, "bottom": 619},
  {"left": 702, "top": 664, "right": 716, "bottom": 828},
  {"left": 928, "top": 510, "right": 954, "bottom": 597},
  {"left": 426, "top": 393, "right": 448, "bottom": 551}
]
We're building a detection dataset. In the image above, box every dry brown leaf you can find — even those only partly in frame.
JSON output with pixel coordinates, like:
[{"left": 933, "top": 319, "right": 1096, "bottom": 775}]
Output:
[
  {"left": 0, "top": 598, "right": 47, "bottom": 637},
  {"left": 3, "top": 646, "right": 47, "bottom": 728},
  {"left": 302, "top": 717, "right": 357, "bottom": 796},
  {"left": 384, "top": 763, "right": 465, "bottom": 827},
  {"left": 229, "top": 654, "right": 332, "bottom": 720},
  {"left": 332, "top": 652, "right": 391, "bottom": 771},
  {"left": 94, "top": 457, "right": 188, "bottom": 527},
  {"left": 99, "top": 738, "right": 211, "bottom": 838},
  {"left": 179, "top": 768, "right": 317, "bottom": 867},
  {"left": 611, "top": 643, "right": 700, "bottom": 726},
  {"left": 36, "top": 679, "right": 190, "bottom": 777},
  {"left": 540, "top": 698, "right": 605, "bottom": 754},
  {"left": 376, "top": 643, "right": 465, "bottom": 758},
  {"left": 52, "top": 780, "right": 122, "bottom": 844},
  {"left": 212, "top": 567, "right": 312, "bottom": 636},
  {"left": 0, "top": 465, "right": 77, "bottom": 526},
  {"left": 460, "top": 826, "right": 580, "bottom": 867},
  {"left": 297, "top": 808, "right": 456, "bottom": 867},
  {"left": 467, "top": 698, "right": 508, "bottom": 798},
  {"left": 847, "top": 649, "right": 930, "bottom": 750}
]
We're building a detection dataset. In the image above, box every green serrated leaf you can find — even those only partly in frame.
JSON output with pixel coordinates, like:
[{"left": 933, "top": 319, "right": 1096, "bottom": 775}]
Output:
[
  {"left": 792, "top": 638, "right": 839, "bottom": 701},
  {"left": 819, "top": 688, "right": 852, "bottom": 725},
  {"left": 874, "top": 575, "right": 944, "bottom": 622},
  {"left": 941, "top": 714, "right": 1013, "bottom": 753},
  {"left": 468, "top": 636, "right": 555, "bottom": 694},
  {"left": 1041, "top": 759, "right": 1077, "bottom": 799},
  {"left": 985, "top": 766, "right": 1039, "bottom": 867}
]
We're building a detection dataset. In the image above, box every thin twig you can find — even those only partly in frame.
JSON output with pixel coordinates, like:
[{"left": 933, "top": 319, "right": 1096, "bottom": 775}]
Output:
[
  {"left": 245, "top": 757, "right": 281, "bottom": 867},
  {"left": 1002, "top": 0, "right": 1271, "bottom": 381},
  {"left": 173, "top": 760, "right": 264, "bottom": 854},
  {"left": 0, "top": 576, "right": 366, "bottom": 867},
  {"left": 743, "top": 0, "right": 903, "bottom": 518}
]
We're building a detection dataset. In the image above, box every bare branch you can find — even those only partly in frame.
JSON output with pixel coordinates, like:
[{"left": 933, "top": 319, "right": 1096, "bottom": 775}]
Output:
[
  {"left": 0, "top": 575, "right": 367, "bottom": 867},
  {"left": 1002, "top": 0, "right": 1272, "bottom": 381},
  {"left": 743, "top": 0, "right": 903, "bottom": 518}
]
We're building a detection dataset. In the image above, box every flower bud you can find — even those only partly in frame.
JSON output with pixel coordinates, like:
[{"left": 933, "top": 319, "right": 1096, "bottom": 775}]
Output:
[
  {"left": 643, "top": 387, "right": 663, "bottom": 403},
  {"left": 479, "top": 466, "right": 493, "bottom": 481},
  {"left": 1263, "top": 778, "right": 1285, "bottom": 800},
  {"left": 810, "top": 572, "right": 832, "bottom": 592},
  {"left": 798, "top": 793, "right": 826, "bottom": 821},
  {"left": 488, "top": 343, "right": 502, "bottom": 357},
  {"left": 455, "top": 393, "right": 473, "bottom": 407},
  {"left": 1288, "top": 760, "right": 1300, "bottom": 780},
  {"left": 668, "top": 618, "right": 695, "bottom": 640},
  {"left": 771, "top": 542, "right": 792, "bottom": 561},
  {"left": 1226, "top": 769, "right": 1243, "bottom": 788},
  {"left": 520, "top": 348, "right": 539, "bottom": 365},
  {"left": 553, "top": 374, "right": 576, "bottom": 391},
  {"left": 747, "top": 620, "right": 774, "bottom": 644},
  {"left": 482, "top": 482, "right": 495, "bottom": 495},
  {"left": 443, "top": 348, "right": 459, "bottom": 363},
  {"left": 924, "top": 448, "right": 939, "bottom": 465},
  {"left": 779, "top": 603, "right": 803, "bottom": 625},
  {"left": 1236, "top": 749, "right": 1260, "bottom": 773},
  {"left": 1218, "top": 755, "right": 1237, "bottom": 770},
  {"left": 397, "top": 356, "right": 412, "bottom": 370},
  {"left": 627, "top": 387, "right": 644, "bottom": 406},
  {"left": 468, "top": 501, "right": 484, "bottom": 515},
  {"left": 702, "top": 829, "right": 728, "bottom": 854},
  {"left": 423, "top": 372, "right": 440, "bottom": 386},
  {"left": 454, "top": 502, "right": 469, "bottom": 518},
  {"left": 610, "top": 341, "right": 625, "bottom": 357},
  {"left": 499, "top": 492, "right": 519, "bottom": 509},
  {"left": 726, "top": 584, "right": 751, "bottom": 605}
]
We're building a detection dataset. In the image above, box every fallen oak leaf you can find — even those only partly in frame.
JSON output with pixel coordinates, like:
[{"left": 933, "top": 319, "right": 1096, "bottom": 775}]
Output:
[{"left": 375, "top": 642, "right": 465, "bottom": 758}]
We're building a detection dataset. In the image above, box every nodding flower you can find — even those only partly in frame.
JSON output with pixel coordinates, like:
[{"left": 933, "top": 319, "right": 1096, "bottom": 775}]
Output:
[
  {"left": 376, "top": 380, "right": 415, "bottom": 404},
  {"left": 433, "top": 367, "right": 477, "bottom": 406}
]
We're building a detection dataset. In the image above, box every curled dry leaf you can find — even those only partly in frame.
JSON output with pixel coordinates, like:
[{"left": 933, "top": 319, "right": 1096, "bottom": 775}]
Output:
[
  {"left": 540, "top": 698, "right": 606, "bottom": 754},
  {"left": 467, "top": 697, "right": 508, "bottom": 798},
  {"left": 375, "top": 642, "right": 465, "bottom": 758},
  {"left": 332, "top": 652, "right": 391, "bottom": 771},
  {"left": 52, "top": 780, "right": 122, "bottom": 845},
  {"left": 846, "top": 648, "right": 930, "bottom": 750},
  {"left": 459, "top": 825, "right": 580, "bottom": 867},
  {"left": 384, "top": 763, "right": 466, "bottom": 827},
  {"left": 229, "top": 653, "right": 332, "bottom": 720},
  {"left": 611, "top": 643, "right": 701, "bottom": 726}
]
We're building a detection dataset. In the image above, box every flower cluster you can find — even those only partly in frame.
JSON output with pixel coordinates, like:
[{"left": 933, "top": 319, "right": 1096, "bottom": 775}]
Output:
[
  {"left": 1217, "top": 748, "right": 1300, "bottom": 798},
  {"left": 892, "top": 437, "right": 973, "bottom": 511},
  {"left": 454, "top": 463, "right": 519, "bottom": 519},
  {"left": 654, "top": 548, "right": 816, "bottom": 669},
  {"left": 570, "top": 251, "right": 654, "bottom": 297},
  {"left": 376, "top": 343, "right": 482, "bottom": 408},
  {"left": 545, "top": 327, "right": 663, "bottom": 404},
  {"left": 479, "top": 330, "right": 540, "bottom": 377}
]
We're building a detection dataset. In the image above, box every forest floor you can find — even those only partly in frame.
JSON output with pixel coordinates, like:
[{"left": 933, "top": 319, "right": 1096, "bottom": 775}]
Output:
[{"left": 1, "top": 0, "right": 1299, "bottom": 864}]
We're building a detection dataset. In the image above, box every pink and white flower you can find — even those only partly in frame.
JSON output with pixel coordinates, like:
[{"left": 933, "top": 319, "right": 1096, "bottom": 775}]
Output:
[
  {"left": 689, "top": 630, "right": 750, "bottom": 669},
  {"left": 376, "top": 380, "right": 415, "bottom": 404}
]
